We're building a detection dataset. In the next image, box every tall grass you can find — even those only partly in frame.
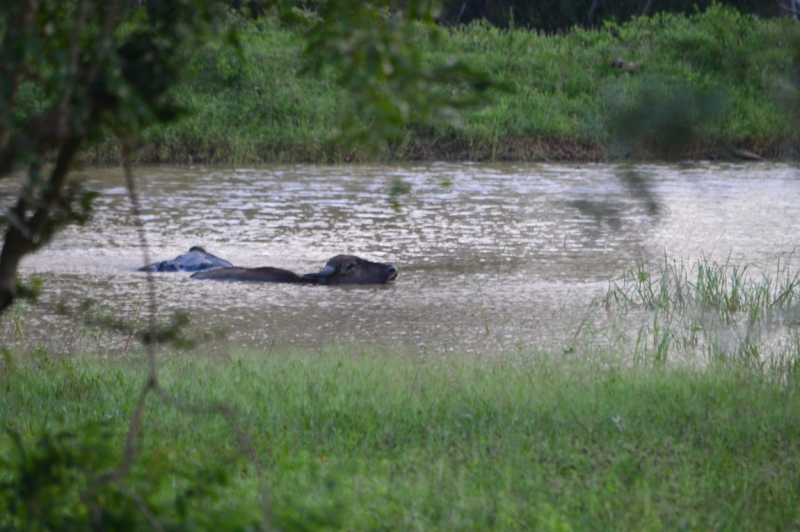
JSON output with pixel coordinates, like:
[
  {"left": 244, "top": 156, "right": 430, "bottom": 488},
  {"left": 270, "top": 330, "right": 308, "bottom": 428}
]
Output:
[
  {"left": 80, "top": 6, "right": 800, "bottom": 164},
  {"left": 578, "top": 254, "right": 800, "bottom": 369},
  {"left": 4, "top": 350, "right": 800, "bottom": 529}
]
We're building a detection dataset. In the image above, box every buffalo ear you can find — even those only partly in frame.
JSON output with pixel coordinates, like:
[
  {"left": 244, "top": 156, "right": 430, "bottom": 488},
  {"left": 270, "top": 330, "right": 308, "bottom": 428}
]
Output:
[{"left": 304, "top": 264, "right": 336, "bottom": 278}]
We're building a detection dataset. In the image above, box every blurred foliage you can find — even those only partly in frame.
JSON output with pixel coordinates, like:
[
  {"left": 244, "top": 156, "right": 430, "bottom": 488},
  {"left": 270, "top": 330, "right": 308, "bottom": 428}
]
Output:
[
  {"left": 302, "top": 0, "right": 506, "bottom": 148},
  {"left": 592, "top": 4, "right": 800, "bottom": 160},
  {"left": 607, "top": 79, "right": 727, "bottom": 159},
  {"left": 0, "top": 423, "right": 264, "bottom": 531},
  {"left": 600, "top": 5, "right": 800, "bottom": 214},
  {"left": 388, "top": 176, "right": 412, "bottom": 211},
  {"left": 0, "top": 0, "right": 233, "bottom": 312},
  {"left": 0, "top": 400, "right": 348, "bottom": 531}
]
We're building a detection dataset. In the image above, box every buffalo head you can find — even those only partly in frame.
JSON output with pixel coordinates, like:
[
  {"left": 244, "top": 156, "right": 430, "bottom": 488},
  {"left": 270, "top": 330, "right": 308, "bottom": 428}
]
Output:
[{"left": 303, "top": 255, "right": 398, "bottom": 285}]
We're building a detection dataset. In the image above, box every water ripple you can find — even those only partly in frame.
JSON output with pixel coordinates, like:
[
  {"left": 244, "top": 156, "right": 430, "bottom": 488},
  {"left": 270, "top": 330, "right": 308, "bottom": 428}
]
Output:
[{"left": 4, "top": 162, "right": 799, "bottom": 356}]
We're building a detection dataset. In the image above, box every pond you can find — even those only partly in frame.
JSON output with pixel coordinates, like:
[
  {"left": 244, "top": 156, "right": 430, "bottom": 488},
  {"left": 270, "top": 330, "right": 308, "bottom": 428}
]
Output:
[{"left": 8, "top": 162, "right": 800, "bottom": 357}]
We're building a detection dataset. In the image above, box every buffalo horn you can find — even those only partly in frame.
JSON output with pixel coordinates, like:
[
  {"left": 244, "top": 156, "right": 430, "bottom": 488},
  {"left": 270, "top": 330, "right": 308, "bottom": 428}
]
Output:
[{"left": 304, "top": 264, "right": 336, "bottom": 278}]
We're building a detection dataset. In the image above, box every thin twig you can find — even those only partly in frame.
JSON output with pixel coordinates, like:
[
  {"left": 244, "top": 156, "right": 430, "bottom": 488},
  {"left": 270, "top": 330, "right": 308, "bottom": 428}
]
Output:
[
  {"left": 118, "top": 482, "right": 166, "bottom": 532},
  {"left": 83, "top": 137, "right": 272, "bottom": 529},
  {"left": 83, "top": 139, "right": 158, "bottom": 498}
]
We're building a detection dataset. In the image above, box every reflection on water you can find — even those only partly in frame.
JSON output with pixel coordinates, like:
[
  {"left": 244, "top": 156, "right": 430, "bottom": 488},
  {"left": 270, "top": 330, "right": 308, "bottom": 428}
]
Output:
[{"left": 4, "top": 162, "right": 800, "bottom": 356}]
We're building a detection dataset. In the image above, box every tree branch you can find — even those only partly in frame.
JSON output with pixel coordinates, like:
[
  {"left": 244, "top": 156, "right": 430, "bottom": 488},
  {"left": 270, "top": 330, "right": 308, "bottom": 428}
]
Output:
[
  {"left": 0, "top": 1, "right": 40, "bottom": 156},
  {"left": 0, "top": 132, "right": 84, "bottom": 313}
]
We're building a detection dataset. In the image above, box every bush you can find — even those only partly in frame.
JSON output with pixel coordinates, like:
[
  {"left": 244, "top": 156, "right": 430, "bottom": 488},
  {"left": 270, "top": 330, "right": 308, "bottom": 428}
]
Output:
[{"left": 0, "top": 423, "right": 262, "bottom": 531}]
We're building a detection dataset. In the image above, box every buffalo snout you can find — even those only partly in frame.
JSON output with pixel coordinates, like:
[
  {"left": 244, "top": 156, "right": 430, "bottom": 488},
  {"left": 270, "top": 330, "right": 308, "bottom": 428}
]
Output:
[{"left": 304, "top": 255, "right": 398, "bottom": 285}]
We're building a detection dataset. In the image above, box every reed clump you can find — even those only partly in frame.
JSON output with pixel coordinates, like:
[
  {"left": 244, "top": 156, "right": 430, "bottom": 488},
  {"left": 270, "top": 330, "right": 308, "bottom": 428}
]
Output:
[{"left": 576, "top": 254, "right": 800, "bottom": 368}]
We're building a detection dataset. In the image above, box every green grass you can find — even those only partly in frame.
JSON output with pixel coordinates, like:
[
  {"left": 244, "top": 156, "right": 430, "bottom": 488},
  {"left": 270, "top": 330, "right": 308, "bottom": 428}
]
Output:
[
  {"left": 81, "top": 5, "right": 800, "bottom": 164},
  {"left": 4, "top": 348, "right": 800, "bottom": 530}
]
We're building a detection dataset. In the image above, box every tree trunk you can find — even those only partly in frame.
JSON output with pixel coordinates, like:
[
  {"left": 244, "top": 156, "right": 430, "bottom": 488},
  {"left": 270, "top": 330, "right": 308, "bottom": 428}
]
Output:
[{"left": 0, "top": 135, "right": 82, "bottom": 313}]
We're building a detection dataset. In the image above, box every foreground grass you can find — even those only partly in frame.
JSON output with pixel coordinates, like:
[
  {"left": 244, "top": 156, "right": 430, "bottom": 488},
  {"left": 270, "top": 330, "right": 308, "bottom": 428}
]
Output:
[
  {"left": 3, "top": 349, "right": 800, "bottom": 530},
  {"left": 82, "top": 6, "right": 800, "bottom": 164}
]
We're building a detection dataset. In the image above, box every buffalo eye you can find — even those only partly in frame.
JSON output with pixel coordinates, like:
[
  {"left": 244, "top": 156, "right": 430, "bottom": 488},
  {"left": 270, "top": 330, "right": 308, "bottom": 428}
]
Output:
[{"left": 345, "top": 263, "right": 356, "bottom": 271}]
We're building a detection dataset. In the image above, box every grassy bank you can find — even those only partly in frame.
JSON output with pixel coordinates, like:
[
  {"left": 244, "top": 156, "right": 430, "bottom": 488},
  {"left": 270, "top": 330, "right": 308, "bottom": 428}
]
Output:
[
  {"left": 86, "top": 6, "right": 800, "bottom": 164},
  {"left": 3, "top": 351, "right": 800, "bottom": 530}
]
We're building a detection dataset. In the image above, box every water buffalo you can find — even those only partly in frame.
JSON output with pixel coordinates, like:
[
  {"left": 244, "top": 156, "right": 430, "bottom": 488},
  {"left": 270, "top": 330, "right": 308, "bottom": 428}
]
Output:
[
  {"left": 190, "top": 255, "right": 398, "bottom": 285},
  {"left": 138, "top": 246, "right": 233, "bottom": 272}
]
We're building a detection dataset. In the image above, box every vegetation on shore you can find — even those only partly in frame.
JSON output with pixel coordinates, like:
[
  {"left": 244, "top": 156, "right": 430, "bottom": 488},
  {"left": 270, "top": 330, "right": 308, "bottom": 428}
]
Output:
[{"left": 105, "top": 6, "right": 800, "bottom": 164}]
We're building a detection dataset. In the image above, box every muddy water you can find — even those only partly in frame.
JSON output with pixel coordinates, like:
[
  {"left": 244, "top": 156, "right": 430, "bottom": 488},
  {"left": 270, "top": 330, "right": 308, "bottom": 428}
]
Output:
[{"left": 8, "top": 162, "right": 800, "bottom": 356}]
